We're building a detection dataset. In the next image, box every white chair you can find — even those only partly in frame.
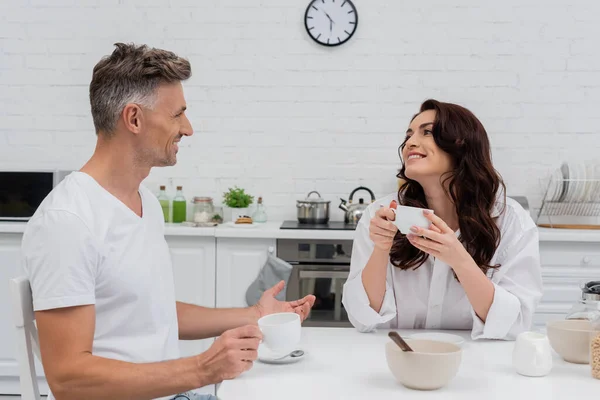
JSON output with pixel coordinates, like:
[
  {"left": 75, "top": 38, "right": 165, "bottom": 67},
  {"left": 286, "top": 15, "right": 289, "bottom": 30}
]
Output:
[{"left": 9, "top": 276, "right": 42, "bottom": 400}]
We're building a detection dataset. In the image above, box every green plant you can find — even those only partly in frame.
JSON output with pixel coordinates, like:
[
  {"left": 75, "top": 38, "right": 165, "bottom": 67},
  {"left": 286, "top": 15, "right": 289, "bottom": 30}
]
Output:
[{"left": 222, "top": 186, "right": 254, "bottom": 208}]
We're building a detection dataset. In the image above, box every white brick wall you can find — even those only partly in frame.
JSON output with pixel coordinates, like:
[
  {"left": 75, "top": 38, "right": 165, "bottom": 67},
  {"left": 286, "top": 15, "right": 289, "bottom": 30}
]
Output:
[{"left": 1, "top": 0, "right": 600, "bottom": 221}]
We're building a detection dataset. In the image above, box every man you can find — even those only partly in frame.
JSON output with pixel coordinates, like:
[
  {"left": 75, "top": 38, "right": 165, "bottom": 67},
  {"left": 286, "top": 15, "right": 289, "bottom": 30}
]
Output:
[{"left": 20, "top": 42, "right": 315, "bottom": 400}]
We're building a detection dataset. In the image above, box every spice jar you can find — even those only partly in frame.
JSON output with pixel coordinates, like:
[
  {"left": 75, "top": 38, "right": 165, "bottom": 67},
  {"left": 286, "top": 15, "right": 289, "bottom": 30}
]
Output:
[
  {"left": 591, "top": 302, "right": 600, "bottom": 380},
  {"left": 192, "top": 197, "right": 214, "bottom": 223}
]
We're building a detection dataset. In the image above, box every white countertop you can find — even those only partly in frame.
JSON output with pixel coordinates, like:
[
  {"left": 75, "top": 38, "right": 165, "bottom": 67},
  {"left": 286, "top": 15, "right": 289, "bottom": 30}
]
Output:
[
  {"left": 1, "top": 220, "right": 599, "bottom": 242},
  {"left": 0, "top": 221, "right": 357, "bottom": 240},
  {"left": 217, "top": 327, "right": 597, "bottom": 400}
]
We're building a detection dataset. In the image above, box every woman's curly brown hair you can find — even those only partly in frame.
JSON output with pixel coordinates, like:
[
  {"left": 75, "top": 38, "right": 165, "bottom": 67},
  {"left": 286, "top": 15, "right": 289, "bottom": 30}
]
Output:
[{"left": 390, "top": 99, "right": 506, "bottom": 276}]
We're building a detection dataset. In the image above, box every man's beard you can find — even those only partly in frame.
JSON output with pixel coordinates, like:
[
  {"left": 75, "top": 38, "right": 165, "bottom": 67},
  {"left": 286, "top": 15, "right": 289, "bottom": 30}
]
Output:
[{"left": 135, "top": 148, "right": 176, "bottom": 168}]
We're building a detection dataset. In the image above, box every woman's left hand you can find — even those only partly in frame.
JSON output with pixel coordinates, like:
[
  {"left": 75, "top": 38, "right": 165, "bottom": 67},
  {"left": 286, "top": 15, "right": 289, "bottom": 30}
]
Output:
[{"left": 406, "top": 211, "right": 474, "bottom": 270}]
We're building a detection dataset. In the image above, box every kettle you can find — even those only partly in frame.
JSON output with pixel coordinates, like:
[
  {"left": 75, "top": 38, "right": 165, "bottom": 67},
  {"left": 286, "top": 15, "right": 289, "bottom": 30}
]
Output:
[{"left": 339, "top": 186, "right": 376, "bottom": 225}]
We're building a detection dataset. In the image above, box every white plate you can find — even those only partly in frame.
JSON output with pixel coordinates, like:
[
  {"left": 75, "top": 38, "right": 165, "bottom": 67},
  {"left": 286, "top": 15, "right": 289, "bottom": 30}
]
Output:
[
  {"left": 573, "top": 161, "right": 587, "bottom": 202},
  {"left": 224, "top": 221, "right": 258, "bottom": 228},
  {"left": 406, "top": 332, "right": 465, "bottom": 347},
  {"left": 584, "top": 161, "right": 595, "bottom": 201},
  {"left": 592, "top": 162, "right": 600, "bottom": 202},
  {"left": 560, "top": 162, "right": 570, "bottom": 201},
  {"left": 257, "top": 348, "right": 305, "bottom": 365},
  {"left": 546, "top": 168, "right": 563, "bottom": 201}
]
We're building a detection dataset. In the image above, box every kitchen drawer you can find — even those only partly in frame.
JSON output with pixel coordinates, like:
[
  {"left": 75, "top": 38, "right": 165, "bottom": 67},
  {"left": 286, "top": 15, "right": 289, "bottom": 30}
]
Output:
[
  {"left": 541, "top": 264, "right": 600, "bottom": 281},
  {"left": 540, "top": 279, "right": 586, "bottom": 304},
  {"left": 536, "top": 303, "right": 571, "bottom": 317},
  {"left": 540, "top": 242, "right": 600, "bottom": 268}
]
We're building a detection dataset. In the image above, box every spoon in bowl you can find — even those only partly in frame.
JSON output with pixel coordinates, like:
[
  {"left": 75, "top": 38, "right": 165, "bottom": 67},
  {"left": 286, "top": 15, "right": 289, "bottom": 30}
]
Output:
[{"left": 388, "top": 331, "right": 413, "bottom": 352}]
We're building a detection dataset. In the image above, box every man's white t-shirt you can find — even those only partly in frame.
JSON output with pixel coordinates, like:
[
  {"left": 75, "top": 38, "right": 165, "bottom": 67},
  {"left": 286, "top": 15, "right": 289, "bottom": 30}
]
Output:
[{"left": 21, "top": 171, "right": 180, "bottom": 400}]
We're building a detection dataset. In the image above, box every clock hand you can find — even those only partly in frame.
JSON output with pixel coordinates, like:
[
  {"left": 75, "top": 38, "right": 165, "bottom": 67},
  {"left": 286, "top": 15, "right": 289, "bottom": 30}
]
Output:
[{"left": 323, "top": 11, "right": 335, "bottom": 32}]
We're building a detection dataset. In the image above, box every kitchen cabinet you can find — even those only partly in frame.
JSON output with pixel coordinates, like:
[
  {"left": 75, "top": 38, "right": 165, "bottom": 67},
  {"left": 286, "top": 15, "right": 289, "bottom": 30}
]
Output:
[
  {"left": 216, "top": 238, "right": 276, "bottom": 308},
  {"left": 167, "top": 235, "right": 217, "bottom": 396},
  {"left": 534, "top": 240, "right": 600, "bottom": 328}
]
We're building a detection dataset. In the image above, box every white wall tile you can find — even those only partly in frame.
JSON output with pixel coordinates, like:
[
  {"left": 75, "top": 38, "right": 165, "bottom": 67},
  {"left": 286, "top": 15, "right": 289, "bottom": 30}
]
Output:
[{"left": 1, "top": 0, "right": 599, "bottom": 222}]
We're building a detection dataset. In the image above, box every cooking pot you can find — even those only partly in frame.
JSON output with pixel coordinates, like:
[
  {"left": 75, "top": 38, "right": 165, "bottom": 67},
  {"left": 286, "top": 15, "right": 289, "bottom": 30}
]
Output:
[{"left": 296, "top": 191, "right": 330, "bottom": 224}]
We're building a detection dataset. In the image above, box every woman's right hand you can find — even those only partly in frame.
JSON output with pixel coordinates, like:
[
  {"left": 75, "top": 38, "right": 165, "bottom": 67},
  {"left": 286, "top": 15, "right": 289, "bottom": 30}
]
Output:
[{"left": 369, "top": 200, "right": 399, "bottom": 252}]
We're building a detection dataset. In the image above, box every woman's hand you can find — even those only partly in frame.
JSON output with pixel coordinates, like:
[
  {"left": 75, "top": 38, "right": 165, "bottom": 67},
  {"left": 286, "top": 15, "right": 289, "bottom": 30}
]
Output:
[
  {"left": 369, "top": 200, "right": 398, "bottom": 252},
  {"left": 406, "top": 210, "right": 474, "bottom": 270}
]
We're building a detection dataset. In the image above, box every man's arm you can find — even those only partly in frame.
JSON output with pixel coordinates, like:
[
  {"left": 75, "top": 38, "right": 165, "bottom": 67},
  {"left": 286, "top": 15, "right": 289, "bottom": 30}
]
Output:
[
  {"left": 177, "top": 281, "right": 316, "bottom": 340},
  {"left": 36, "top": 305, "right": 261, "bottom": 400},
  {"left": 177, "top": 302, "right": 259, "bottom": 340}
]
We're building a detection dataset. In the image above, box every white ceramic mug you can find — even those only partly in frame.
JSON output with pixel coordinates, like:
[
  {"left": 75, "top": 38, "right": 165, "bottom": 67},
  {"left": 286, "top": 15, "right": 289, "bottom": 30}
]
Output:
[
  {"left": 257, "top": 312, "right": 301, "bottom": 355},
  {"left": 512, "top": 331, "right": 553, "bottom": 377}
]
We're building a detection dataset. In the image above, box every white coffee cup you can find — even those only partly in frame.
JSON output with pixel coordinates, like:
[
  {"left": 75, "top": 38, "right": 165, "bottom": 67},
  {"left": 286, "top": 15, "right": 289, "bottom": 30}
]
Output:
[
  {"left": 393, "top": 205, "right": 434, "bottom": 235},
  {"left": 257, "top": 312, "right": 301, "bottom": 355},
  {"left": 512, "top": 331, "right": 553, "bottom": 377}
]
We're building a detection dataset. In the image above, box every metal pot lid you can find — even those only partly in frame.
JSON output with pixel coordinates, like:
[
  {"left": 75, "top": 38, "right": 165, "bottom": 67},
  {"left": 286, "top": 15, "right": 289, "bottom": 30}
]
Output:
[
  {"left": 583, "top": 281, "right": 600, "bottom": 294},
  {"left": 581, "top": 281, "right": 600, "bottom": 301},
  {"left": 298, "top": 191, "right": 330, "bottom": 204}
]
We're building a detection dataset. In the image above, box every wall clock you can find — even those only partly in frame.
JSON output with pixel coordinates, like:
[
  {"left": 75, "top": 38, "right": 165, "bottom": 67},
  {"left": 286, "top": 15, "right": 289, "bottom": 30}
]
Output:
[{"left": 304, "top": 0, "right": 358, "bottom": 47}]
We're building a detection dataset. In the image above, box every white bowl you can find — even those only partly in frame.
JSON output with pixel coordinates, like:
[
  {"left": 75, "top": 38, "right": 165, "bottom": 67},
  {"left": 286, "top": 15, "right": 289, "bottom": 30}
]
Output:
[
  {"left": 547, "top": 320, "right": 593, "bottom": 364},
  {"left": 385, "top": 339, "right": 462, "bottom": 390}
]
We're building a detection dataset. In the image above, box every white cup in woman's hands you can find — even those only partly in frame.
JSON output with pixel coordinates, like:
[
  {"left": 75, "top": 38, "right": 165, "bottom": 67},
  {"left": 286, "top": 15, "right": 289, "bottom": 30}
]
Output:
[{"left": 369, "top": 200, "right": 399, "bottom": 251}]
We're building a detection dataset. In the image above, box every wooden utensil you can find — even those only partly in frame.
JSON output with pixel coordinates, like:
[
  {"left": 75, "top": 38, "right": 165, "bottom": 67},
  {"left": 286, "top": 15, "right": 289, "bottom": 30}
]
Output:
[{"left": 388, "top": 331, "right": 413, "bottom": 352}]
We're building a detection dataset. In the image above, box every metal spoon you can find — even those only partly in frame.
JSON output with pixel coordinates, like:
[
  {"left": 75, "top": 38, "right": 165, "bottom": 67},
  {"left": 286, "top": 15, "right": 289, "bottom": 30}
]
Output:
[
  {"left": 388, "top": 331, "right": 413, "bottom": 352},
  {"left": 272, "top": 350, "right": 304, "bottom": 360}
]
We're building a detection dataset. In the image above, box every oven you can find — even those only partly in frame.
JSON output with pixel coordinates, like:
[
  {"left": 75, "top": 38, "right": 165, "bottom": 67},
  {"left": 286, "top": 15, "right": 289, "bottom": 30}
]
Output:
[{"left": 279, "top": 238, "right": 354, "bottom": 327}]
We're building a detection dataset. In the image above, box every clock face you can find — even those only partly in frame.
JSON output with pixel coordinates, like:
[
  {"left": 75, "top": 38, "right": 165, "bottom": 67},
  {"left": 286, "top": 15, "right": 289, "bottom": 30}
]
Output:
[{"left": 304, "top": 0, "right": 358, "bottom": 47}]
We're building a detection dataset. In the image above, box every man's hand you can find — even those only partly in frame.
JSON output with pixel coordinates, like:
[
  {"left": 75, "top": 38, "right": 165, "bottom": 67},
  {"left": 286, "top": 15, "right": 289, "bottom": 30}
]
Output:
[
  {"left": 196, "top": 325, "right": 262, "bottom": 384},
  {"left": 254, "top": 281, "right": 316, "bottom": 322}
]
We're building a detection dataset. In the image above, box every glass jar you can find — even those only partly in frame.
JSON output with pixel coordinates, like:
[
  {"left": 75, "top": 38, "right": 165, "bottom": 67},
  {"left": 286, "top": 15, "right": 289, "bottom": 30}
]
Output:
[
  {"left": 565, "top": 281, "right": 600, "bottom": 321},
  {"left": 590, "top": 302, "right": 600, "bottom": 379},
  {"left": 192, "top": 197, "right": 214, "bottom": 223},
  {"left": 252, "top": 196, "right": 268, "bottom": 223}
]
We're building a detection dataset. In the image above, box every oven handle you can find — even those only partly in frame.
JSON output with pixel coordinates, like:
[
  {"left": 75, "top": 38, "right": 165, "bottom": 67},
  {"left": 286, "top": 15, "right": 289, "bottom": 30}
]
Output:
[{"left": 298, "top": 270, "right": 349, "bottom": 279}]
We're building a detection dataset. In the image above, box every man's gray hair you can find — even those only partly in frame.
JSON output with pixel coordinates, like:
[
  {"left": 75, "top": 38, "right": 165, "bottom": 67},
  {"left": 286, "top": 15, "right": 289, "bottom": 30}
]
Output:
[{"left": 89, "top": 42, "right": 192, "bottom": 136}]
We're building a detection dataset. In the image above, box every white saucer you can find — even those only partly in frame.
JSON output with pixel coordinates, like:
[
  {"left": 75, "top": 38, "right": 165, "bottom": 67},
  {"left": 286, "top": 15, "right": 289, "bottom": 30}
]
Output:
[
  {"left": 257, "top": 348, "right": 305, "bottom": 365},
  {"left": 406, "top": 332, "right": 466, "bottom": 347}
]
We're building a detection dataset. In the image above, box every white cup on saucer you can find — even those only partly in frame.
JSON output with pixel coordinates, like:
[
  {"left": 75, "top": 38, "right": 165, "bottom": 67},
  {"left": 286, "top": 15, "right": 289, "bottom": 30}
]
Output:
[
  {"left": 512, "top": 331, "right": 553, "bottom": 377},
  {"left": 257, "top": 312, "right": 301, "bottom": 356}
]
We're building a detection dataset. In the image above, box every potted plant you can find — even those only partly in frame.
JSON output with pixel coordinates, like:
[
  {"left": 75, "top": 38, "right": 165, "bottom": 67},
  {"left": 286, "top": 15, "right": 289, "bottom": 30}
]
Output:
[{"left": 222, "top": 186, "right": 254, "bottom": 221}]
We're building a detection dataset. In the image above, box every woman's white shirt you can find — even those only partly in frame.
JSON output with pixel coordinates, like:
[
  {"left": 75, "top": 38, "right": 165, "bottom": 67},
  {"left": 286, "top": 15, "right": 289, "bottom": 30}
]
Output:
[{"left": 341, "top": 193, "right": 543, "bottom": 340}]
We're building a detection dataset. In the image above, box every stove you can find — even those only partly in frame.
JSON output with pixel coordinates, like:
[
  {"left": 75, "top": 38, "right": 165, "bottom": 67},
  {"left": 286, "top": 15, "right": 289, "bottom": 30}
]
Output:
[{"left": 280, "top": 220, "right": 357, "bottom": 230}]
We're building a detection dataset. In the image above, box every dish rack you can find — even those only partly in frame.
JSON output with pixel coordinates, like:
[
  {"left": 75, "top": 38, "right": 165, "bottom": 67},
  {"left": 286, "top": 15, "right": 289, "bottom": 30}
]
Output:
[{"left": 536, "top": 177, "right": 600, "bottom": 229}]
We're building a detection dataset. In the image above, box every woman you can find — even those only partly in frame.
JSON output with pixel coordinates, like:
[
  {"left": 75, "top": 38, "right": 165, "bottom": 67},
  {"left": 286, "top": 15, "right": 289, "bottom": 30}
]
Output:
[{"left": 342, "top": 99, "right": 543, "bottom": 340}]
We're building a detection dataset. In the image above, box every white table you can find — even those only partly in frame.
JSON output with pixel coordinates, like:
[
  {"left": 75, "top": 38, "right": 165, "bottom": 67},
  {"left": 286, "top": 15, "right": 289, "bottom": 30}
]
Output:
[{"left": 217, "top": 327, "right": 598, "bottom": 399}]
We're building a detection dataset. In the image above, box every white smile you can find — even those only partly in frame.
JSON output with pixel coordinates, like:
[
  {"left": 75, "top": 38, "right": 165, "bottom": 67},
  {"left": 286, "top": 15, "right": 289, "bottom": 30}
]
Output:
[{"left": 408, "top": 154, "right": 425, "bottom": 160}]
